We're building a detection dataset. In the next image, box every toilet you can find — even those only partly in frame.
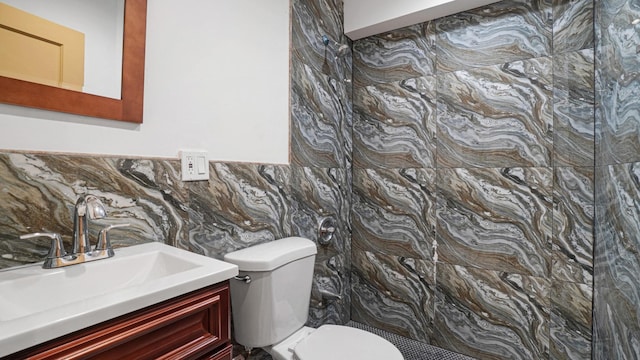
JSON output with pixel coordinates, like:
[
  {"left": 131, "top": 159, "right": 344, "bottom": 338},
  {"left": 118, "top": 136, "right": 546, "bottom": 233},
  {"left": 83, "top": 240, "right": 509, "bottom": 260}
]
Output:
[{"left": 224, "top": 237, "right": 404, "bottom": 360}]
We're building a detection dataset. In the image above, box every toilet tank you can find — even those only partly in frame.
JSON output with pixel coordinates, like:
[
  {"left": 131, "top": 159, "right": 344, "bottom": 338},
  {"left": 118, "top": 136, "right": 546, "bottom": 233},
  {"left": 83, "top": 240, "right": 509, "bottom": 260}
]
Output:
[{"left": 224, "top": 237, "right": 317, "bottom": 348}]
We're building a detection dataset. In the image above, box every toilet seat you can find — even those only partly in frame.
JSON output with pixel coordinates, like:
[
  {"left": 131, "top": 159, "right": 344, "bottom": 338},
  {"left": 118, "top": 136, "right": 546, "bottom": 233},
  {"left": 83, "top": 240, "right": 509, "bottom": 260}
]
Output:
[{"left": 293, "top": 325, "right": 403, "bottom": 360}]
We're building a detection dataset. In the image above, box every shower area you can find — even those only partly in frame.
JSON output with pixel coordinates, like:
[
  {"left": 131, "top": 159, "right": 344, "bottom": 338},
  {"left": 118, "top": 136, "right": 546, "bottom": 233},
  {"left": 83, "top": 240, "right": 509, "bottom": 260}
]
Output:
[
  {"left": 291, "top": 0, "right": 640, "bottom": 358},
  {"left": 0, "top": 0, "right": 637, "bottom": 359}
]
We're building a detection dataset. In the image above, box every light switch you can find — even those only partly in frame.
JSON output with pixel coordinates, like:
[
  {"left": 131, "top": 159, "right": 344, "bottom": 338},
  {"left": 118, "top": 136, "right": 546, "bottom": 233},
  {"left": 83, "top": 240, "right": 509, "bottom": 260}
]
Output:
[
  {"left": 197, "top": 156, "right": 206, "bottom": 175},
  {"left": 180, "top": 150, "right": 209, "bottom": 181}
]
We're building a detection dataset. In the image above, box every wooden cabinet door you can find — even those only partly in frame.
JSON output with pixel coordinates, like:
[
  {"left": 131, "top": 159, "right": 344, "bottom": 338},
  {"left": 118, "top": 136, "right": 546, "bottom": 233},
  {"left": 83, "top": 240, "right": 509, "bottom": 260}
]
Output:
[{"left": 6, "top": 283, "right": 231, "bottom": 360}]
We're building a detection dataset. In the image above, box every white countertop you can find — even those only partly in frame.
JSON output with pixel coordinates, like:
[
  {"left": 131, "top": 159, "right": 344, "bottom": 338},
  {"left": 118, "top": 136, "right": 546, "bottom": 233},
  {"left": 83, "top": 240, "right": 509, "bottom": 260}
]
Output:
[{"left": 0, "top": 242, "right": 238, "bottom": 357}]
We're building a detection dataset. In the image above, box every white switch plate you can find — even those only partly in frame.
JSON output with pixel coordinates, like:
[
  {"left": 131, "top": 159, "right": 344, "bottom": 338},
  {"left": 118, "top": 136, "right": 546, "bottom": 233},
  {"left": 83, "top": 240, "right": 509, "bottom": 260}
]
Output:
[{"left": 180, "top": 150, "right": 209, "bottom": 181}]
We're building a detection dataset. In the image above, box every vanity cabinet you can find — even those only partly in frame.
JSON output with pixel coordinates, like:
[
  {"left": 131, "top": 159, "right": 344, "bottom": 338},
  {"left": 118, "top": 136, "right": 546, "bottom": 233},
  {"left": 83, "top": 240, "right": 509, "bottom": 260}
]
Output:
[{"left": 6, "top": 282, "right": 232, "bottom": 360}]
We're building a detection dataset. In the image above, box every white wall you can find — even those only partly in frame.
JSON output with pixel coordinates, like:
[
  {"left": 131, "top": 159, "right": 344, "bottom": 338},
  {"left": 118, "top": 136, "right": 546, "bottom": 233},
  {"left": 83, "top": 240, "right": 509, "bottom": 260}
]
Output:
[
  {"left": 344, "top": 0, "right": 500, "bottom": 40},
  {"left": 0, "top": 0, "right": 291, "bottom": 164}
]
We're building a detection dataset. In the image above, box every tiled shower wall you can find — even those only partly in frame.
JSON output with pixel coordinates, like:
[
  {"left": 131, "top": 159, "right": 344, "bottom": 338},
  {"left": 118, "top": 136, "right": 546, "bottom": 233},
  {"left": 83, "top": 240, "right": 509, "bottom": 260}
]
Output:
[
  {"left": 350, "top": 0, "right": 595, "bottom": 359},
  {"left": 4, "top": 0, "right": 639, "bottom": 359},
  {"left": 0, "top": 0, "right": 351, "bottom": 330},
  {"left": 593, "top": 0, "right": 640, "bottom": 358}
]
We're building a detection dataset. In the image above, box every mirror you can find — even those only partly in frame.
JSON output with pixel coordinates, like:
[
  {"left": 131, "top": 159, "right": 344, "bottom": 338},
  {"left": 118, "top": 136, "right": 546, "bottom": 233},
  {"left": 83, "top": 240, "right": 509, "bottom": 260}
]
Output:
[
  {"left": 1, "top": 0, "right": 125, "bottom": 98},
  {"left": 0, "top": 0, "right": 147, "bottom": 123}
]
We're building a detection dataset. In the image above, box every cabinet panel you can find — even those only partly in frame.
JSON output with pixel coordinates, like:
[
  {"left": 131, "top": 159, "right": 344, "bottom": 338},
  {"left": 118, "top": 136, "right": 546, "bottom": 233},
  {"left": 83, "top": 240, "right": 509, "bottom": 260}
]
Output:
[
  {"left": 203, "top": 344, "right": 232, "bottom": 360},
  {"left": 6, "top": 282, "right": 231, "bottom": 360}
]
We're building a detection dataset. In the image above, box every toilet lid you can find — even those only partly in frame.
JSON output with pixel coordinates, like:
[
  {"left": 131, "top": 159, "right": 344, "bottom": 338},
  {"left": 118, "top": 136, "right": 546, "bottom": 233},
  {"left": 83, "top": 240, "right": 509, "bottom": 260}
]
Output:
[{"left": 293, "top": 325, "right": 403, "bottom": 360}]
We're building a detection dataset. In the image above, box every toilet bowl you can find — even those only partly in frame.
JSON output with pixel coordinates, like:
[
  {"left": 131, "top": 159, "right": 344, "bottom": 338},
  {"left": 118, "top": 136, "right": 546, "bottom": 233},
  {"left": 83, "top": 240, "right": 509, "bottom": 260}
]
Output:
[
  {"left": 224, "top": 237, "right": 403, "bottom": 360},
  {"left": 266, "top": 325, "right": 402, "bottom": 360}
]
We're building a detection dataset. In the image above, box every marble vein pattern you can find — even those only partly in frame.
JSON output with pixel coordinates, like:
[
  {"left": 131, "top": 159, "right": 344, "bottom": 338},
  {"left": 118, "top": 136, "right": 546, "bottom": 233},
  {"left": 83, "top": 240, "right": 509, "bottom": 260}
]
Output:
[
  {"left": 291, "top": 0, "right": 351, "bottom": 82},
  {"left": 353, "top": 22, "right": 436, "bottom": 87},
  {"left": 0, "top": 153, "right": 188, "bottom": 269},
  {"left": 553, "top": 49, "right": 595, "bottom": 168},
  {"left": 433, "top": 264, "right": 550, "bottom": 360},
  {"left": 552, "top": 166, "right": 594, "bottom": 285},
  {"left": 188, "top": 163, "right": 291, "bottom": 259},
  {"left": 352, "top": 168, "right": 436, "bottom": 260},
  {"left": 0, "top": 153, "right": 188, "bottom": 267},
  {"left": 595, "top": 0, "right": 640, "bottom": 166},
  {"left": 552, "top": 0, "right": 594, "bottom": 54},
  {"left": 353, "top": 76, "right": 437, "bottom": 169},
  {"left": 550, "top": 281, "right": 592, "bottom": 360},
  {"left": 593, "top": 163, "right": 640, "bottom": 359},
  {"left": 289, "top": 166, "right": 352, "bottom": 325},
  {"left": 435, "top": 0, "right": 552, "bottom": 73},
  {"left": 436, "top": 167, "right": 553, "bottom": 277},
  {"left": 436, "top": 57, "right": 553, "bottom": 169},
  {"left": 290, "top": 57, "right": 352, "bottom": 169},
  {"left": 308, "top": 253, "right": 350, "bottom": 327},
  {"left": 290, "top": 167, "right": 350, "bottom": 251},
  {"left": 351, "top": 249, "right": 435, "bottom": 343}
]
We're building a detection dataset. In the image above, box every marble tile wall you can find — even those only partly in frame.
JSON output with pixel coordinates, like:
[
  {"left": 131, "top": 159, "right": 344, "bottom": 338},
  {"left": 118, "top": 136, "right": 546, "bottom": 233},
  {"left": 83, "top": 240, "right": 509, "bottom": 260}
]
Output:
[
  {"left": 0, "top": 154, "right": 350, "bottom": 328},
  {"left": 593, "top": 0, "right": 640, "bottom": 358},
  {"left": 7, "top": 0, "right": 638, "bottom": 359},
  {"left": 290, "top": 0, "right": 352, "bottom": 327},
  {"left": 291, "top": 0, "right": 352, "bottom": 170},
  {"left": 0, "top": 154, "right": 189, "bottom": 269},
  {"left": 0, "top": 0, "right": 352, "bottom": 337},
  {"left": 351, "top": 0, "right": 595, "bottom": 359}
]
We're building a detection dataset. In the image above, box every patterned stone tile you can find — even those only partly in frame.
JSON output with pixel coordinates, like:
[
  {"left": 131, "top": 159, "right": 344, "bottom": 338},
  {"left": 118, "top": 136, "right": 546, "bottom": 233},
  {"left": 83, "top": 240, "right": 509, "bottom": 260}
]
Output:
[
  {"left": 552, "top": 166, "right": 594, "bottom": 285},
  {"left": 353, "top": 76, "right": 437, "bottom": 169},
  {"left": 550, "top": 281, "right": 592, "bottom": 360},
  {"left": 290, "top": 167, "right": 350, "bottom": 252},
  {"left": 553, "top": 0, "right": 594, "bottom": 54},
  {"left": 115, "top": 158, "right": 190, "bottom": 248},
  {"left": 352, "top": 168, "right": 436, "bottom": 260},
  {"left": 353, "top": 22, "right": 436, "bottom": 87},
  {"left": 290, "top": 58, "right": 352, "bottom": 169},
  {"left": 433, "top": 264, "right": 550, "bottom": 360},
  {"left": 188, "top": 163, "right": 291, "bottom": 259},
  {"left": 592, "top": 0, "right": 640, "bottom": 357},
  {"left": 292, "top": 0, "right": 351, "bottom": 82},
  {"left": 436, "top": 57, "right": 553, "bottom": 168},
  {"left": 351, "top": 249, "right": 436, "bottom": 343},
  {"left": 593, "top": 163, "right": 640, "bottom": 358},
  {"left": 308, "top": 253, "right": 350, "bottom": 327},
  {"left": 595, "top": 56, "right": 640, "bottom": 166},
  {"left": 436, "top": 167, "right": 553, "bottom": 277},
  {"left": 289, "top": 166, "right": 351, "bottom": 325},
  {"left": 436, "top": 0, "right": 552, "bottom": 73},
  {"left": 594, "top": 0, "right": 640, "bottom": 166},
  {"left": 553, "top": 49, "right": 595, "bottom": 168},
  {"left": 0, "top": 153, "right": 187, "bottom": 269}
]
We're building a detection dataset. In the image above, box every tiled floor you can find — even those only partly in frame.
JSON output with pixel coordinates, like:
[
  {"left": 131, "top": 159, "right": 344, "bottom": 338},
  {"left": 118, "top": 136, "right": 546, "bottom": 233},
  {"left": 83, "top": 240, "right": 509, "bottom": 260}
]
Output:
[
  {"left": 347, "top": 321, "right": 476, "bottom": 360},
  {"left": 238, "top": 322, "right": 476, "bottom": 359}
]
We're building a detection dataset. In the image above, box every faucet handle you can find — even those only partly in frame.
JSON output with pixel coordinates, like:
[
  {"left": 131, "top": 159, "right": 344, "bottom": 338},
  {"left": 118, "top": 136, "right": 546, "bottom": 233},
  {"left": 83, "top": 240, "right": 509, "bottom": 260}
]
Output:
[
  {"left": 20, "top": 232, "right": 67, "bottom": 268},
  {"left": 95, "top": 223, "right": 129, "bottom": 256}
]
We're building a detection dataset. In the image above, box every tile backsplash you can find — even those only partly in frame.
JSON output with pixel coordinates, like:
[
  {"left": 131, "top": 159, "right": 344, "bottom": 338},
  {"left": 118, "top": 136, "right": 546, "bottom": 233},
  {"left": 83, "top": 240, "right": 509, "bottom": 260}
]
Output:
[{"left": 0, "top": 153, "right": 351, "bottom": 327}]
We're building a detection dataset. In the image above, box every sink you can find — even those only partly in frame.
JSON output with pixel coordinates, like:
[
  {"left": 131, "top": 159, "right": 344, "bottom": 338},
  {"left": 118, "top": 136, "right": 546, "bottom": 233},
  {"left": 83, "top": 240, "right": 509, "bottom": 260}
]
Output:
[{"left": 0, "top": 242, "right": 238, "bottom": 357}]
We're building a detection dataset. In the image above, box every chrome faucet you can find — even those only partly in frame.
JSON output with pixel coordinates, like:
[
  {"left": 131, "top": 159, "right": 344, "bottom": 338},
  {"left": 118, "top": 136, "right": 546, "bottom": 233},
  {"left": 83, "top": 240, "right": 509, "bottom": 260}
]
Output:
[
  {"left": 72, "top": 195, "right": 107, "bottom": 254},
  {"left": 20, "top": 195, "right": 128, "bottom": 269}
]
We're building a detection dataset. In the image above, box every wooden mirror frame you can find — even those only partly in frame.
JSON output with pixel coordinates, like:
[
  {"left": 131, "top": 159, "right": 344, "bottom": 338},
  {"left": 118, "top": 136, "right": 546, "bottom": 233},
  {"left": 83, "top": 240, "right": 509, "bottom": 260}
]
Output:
[{"left": 0, "top": 0, "right": 147, "bottom": 124}]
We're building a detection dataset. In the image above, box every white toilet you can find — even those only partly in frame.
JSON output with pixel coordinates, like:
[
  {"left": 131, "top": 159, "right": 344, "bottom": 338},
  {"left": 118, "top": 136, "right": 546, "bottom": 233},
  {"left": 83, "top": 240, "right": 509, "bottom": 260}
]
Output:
[{"left": 224, "top": 237, "right": 404, "bottom": 360}]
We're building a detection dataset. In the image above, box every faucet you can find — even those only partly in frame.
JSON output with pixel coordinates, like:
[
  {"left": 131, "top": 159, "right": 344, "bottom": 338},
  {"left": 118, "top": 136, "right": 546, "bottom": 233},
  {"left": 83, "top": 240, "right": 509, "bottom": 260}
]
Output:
[
  {"left": 20, "top": 195, "right": 128, "bottom": 269},
  {"left": 72, "top": 195, "right": 107, "bottom": 254}
]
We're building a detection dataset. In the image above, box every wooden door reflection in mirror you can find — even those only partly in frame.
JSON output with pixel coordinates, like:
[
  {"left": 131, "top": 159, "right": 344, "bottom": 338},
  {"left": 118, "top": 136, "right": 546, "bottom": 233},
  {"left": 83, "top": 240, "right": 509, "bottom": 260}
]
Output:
[{"left": 0, "top": 0, "right": 147, "bottom": 123}]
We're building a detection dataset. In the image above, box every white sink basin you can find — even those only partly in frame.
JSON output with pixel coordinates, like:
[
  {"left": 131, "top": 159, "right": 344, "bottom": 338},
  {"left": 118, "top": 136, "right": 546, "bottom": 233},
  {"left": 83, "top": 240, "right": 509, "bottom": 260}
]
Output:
[{"left": 0, "top": 242, "right": 238, "bottom": 357}]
